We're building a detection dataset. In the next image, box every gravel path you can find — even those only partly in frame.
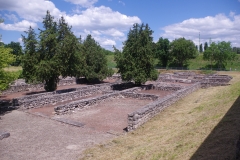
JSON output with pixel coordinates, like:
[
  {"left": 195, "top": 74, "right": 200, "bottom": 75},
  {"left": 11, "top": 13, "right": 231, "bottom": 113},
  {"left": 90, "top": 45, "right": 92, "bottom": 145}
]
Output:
[{"left": 0, "top": 110, "right": 114, "bottom": 160}]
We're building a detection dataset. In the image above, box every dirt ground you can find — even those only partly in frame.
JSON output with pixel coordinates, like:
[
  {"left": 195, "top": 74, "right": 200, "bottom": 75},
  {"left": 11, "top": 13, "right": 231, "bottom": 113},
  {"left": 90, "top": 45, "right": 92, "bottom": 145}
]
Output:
[
  {"left": 0, "top": 110, "right": 115, "bottom": 160},
  {"left": 59, "top": 98, "right": 152, "bottom": 133}
]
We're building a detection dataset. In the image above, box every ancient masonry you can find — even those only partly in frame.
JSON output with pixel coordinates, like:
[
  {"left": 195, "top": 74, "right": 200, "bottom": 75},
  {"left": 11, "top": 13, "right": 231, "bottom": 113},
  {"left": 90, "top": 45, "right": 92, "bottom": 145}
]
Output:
[{"left": 7, "top": 72, "right": 232, "bottom": 131}]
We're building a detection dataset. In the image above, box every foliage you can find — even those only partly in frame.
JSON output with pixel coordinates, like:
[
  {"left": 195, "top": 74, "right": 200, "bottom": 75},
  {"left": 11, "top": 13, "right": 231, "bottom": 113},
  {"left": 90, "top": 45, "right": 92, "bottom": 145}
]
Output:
[
  {"left": 199, "top": 43, "right": 203, "bottom": 53},
  {"left": 204, "top": 42, "right": 208, "bottom": 51},
  {"left": 21, "top": 26, "right": 39, "bottom": 83},
  {"left": 203, "top": 41, "right": 236, "bottom": 69},
  {"left": 0, "top": 46, "right": 17, "bottom": 91},
  {"left": 115, "top": 23, "right": 158, "bottom": 85},
  {"left": 22, "top": 11, "right": 82, "bottom": 91},
  {"left": 5, "top": 41, "right": 23, "bottom": 66},
  {"left": 169, "top": 37, "right": 197, "bottom": 67},
  {"left": 233, "top": 47, "right": 240, "bottom": 54},
  {"left": 102, "top": 48, "right": 114, "bottom": 55},
  {"left": 155, "top": 37, "right": 170, "bottom": 67},
  {"left": 82, "top": 35, "right": 113, "bottom": 82}
]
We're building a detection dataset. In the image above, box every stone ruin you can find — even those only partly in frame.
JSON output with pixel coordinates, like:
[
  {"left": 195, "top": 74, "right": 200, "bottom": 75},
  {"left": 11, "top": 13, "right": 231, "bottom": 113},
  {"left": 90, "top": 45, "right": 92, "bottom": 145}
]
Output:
[
  {"left": 1, "top": 77, "right": 78, "bottom": 95},
  {"left": 2, "top": 72, "right": 232, "bottom": 132}
]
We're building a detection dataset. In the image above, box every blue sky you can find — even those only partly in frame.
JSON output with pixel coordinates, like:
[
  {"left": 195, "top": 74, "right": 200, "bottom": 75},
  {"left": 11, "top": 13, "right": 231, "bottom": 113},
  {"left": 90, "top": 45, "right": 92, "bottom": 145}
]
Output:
[{"left": 0, "top": 0, "right": 240, "bottom": 50}]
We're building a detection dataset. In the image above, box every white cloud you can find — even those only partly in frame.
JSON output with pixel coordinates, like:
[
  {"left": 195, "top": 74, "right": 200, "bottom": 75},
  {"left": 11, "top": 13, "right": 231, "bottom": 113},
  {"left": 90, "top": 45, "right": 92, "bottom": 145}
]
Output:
[
  {"left": 99, "top": 38, "right": 116, "bottom": 46},
  {"left": 229, "top": 11, "right": 235, "bottom": 17},
  {"left": 0, "top": 20, "right": 37, "bottom": 31},
  {"left": 65, "top": 6, "right": 140, "bottom": 30},
  {"left": 118, "top": 1, "right": 125, "bottom": 6},
  {"left": 0, "top": 0, "right": 63, "bottom": 22},
  {"left": 102, "top": 28, "right": 125, "bottom": 37},
  {"left": 0, "top": 1, "right": 140, "bottom": 49},
  {"left": 65, "top": 0, "right": 98, "bottom": 7},
  {"left": 4, "top": 13, "right": 18, "bottom": 22},
  {"left": 161, "top": 13, "right": 240, "bottom": 47}
]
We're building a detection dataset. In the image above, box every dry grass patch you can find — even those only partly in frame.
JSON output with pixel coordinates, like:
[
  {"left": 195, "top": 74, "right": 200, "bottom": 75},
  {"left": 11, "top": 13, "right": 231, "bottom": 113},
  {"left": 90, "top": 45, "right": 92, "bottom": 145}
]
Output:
[
  {"left": 80, "top": 71, "right": 240, "bottom": 160},
  {"left": 3, "top": 66, "right": 22, "bottom": 72}
]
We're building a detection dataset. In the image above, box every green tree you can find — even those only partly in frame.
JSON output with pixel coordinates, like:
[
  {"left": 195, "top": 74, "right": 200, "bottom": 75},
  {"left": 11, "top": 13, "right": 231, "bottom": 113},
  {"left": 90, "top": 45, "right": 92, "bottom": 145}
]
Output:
[
  {"left": 21, "top": 26, "right": 39, "bottom": 83},
  {"left": 0, "top": 46, "right": 17, "bottom": 91},
  {"left": 170, "top": 37, "right": 197, "bottom": 67},
  {"left": 22, "top": 11, "right": 83, "bottom": 91},
  {"left": 199, "top": 43, "right": 203, "bottom": 53},
  {"left": 55, "top": 16, "right": 84, "bottom": 78},
  {"left": 82, "top": 34, "right": 112, "bottom": 82},
  {"left": 5, "top": 41, "right": 23, "bottom": 66},
  {"left": 204, "top": 42, "right": 208, "bottom": 51},
  {"left": 203, "top": 41, "right": 236, "bottom": 69},
  {"left": 155, "top": 37, "right": 170, "bottom": 67},
  {"left": 37, "top": 10, "right": 60, "bottom": 91},
  {"left": 115, "top": 23, "right": 158, "bottom": 85}
]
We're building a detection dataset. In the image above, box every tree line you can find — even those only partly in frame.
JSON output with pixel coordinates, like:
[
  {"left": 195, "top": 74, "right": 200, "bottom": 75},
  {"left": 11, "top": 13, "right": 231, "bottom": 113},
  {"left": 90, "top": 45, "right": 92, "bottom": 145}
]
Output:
[{"left": 0, "top": 10, "right": 238, "bottom": 91}]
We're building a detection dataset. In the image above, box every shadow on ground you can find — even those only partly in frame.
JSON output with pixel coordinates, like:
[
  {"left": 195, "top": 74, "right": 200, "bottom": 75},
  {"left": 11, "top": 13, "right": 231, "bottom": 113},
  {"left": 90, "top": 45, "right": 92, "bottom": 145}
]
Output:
[
  {"left": 190, "top": 96, "right": 240, "bottom": 160},
  {"left": 0, "top": 99, "right": 16, "bottom": 116}
]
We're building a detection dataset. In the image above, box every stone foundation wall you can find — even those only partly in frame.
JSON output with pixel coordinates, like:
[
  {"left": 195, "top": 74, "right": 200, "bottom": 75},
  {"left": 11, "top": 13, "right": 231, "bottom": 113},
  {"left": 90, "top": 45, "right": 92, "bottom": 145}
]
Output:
[
  {"left": 2, "top": 79, "right": 77, "bottom": 95},
  {"left": 127, "top": 82, "right": 201, "bottom": 131},
  {"left": 54, "top": 87, "right": 157, "bottom": 115},
  {"left": 13, "top": 84, "right": 112, "bottom": 109}
]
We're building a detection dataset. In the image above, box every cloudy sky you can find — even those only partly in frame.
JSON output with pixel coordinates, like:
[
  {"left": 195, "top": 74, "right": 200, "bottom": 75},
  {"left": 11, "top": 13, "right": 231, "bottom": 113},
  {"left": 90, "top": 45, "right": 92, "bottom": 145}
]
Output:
[{"left": 0, "top": 0, "right": 240, "bottom": 50}]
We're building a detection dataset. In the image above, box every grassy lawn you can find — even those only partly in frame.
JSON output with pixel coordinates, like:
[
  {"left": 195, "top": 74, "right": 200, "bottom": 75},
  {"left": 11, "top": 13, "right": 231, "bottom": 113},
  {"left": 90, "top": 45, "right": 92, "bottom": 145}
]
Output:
[
  {"left": 106, "top": 54, "right": 116, "bottom": 68},
  {"left": 80, "top": 71, "right": 240, "bottom": 160}
]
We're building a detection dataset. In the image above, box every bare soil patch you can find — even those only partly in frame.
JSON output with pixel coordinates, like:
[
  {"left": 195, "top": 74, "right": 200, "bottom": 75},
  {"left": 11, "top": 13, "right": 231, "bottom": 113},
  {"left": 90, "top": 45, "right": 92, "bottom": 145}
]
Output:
[
  {"left": 0, "top": 110, "right": 115, "bottom": 160},
  {"left": 60, "top": 98, "right": 152, "bottom": 133}
]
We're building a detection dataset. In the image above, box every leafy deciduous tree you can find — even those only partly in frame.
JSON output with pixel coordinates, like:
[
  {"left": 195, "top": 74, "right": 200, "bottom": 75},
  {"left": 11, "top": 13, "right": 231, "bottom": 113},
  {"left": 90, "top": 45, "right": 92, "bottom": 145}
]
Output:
[
  {"left": 0, "top": 46, "right": 17, "bottom": 91},
  {"left": 170, "top": 37, "right": 197, "bottom": 67},
  {"left": 203, "top": 41, "right": 236, "bottom": 69},
  {"left": 5, "top": 41, "right": 23, "bottom": 66},
  {"left": 155, "top": 37, "right": 170, "bottom": 67}
]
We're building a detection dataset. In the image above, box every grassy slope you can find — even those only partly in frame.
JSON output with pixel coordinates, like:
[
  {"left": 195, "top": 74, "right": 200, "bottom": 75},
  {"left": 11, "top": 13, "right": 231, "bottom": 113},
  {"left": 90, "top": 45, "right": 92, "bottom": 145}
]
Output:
[
  {"left": 188, "top": 54, "right": 240, "bottom": 70},
  {"left": 80, "top": 72, "right": 240, "bottom": 160},
  {"left": 107, "top": 54, "right": 240, "bottom": 71}
]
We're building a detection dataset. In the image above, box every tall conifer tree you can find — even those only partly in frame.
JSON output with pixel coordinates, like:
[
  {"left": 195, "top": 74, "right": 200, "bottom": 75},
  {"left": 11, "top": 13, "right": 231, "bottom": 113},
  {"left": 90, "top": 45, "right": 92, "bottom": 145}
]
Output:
[{"left": 115, "top": 23, "right": 158, "bottom": 85}]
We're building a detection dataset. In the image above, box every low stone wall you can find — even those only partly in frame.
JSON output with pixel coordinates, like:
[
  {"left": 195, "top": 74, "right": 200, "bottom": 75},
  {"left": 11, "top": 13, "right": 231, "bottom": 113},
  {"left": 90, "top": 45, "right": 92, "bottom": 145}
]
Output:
[
  {"left": 2, "top": 78, "right": 78, "bottom": 95},
  {"left": 54, "top": 87, "right": 151, "bottom": 115},
  {"left": 121, "top": 92, "right": 159, "bottom": 101},
  {"left": 13, "top": 84, "right": 113, "bottom": 109},
  {"left": 2, "top": 83, "right": 44, "bottom": 95},
  {"left": 127, "top": 82, "right": 201, "bottom": 131},
  {"left": 152, "top": 83, "right": 184, "bottom": 91}
]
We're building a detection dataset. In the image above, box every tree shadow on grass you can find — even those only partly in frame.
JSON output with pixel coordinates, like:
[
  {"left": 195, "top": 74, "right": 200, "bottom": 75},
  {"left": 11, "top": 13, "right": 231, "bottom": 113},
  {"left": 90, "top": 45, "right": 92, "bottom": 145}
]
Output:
[{"left": 190, "top": 96, "right": 240, "bottom": 160}]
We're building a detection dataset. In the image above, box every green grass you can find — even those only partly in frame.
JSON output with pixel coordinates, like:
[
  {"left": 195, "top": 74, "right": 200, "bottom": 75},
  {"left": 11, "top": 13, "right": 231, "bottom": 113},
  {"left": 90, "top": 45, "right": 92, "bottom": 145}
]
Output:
[
  {"left": 106, "top": 54, "right": 116, "bottom": 68},
  {"left": 3, "top": 66, "right": 22, "bottom": 72},
  {"left": 107, "top": 54, "right": 240, "bottom": 71},
  {"left": 188, "top": 54, "right": 240, "bottom": 71}
]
